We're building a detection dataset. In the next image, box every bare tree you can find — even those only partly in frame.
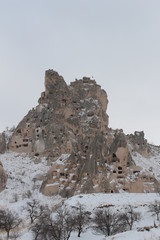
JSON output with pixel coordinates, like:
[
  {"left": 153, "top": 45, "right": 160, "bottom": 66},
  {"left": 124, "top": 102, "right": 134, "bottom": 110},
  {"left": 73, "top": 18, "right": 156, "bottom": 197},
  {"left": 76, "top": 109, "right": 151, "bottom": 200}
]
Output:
[
  {"left": 73, "top": 203, "right": 90, "bottom": 237},
  {"left": 0, "top": 209, "right": 21, "bottom": 240},
  {"left": 48, "top": 209, "right": 64, "bottom": 240},
  {"left": 92, "top": 207, "right": 124, "bottom": 236},
  {"left": 121, "top": 205, "right": 141, "bottom": 230},
  {"left": 63, "top": 209, "right": 75, "bottom": 240},
  {"left": 149, "top": 200, "right": 160, "bottom": 221},
  {"left": 31, "top": 207, "right": 75, "bottom": 240},
  {"left": 26, "top": 199, "right": 40, "bottom": 224},
  {"left": 31, "top": 214, "right": 49, "bottom": 240},
  {"left": 31, "top": 222, "right": 43, "bottom": 240},
  {"left": 48, "top": 208, "right": 76, "bottom": 240},
  {"left": 26, "top": 199, "right": 47, "bottom": 224}
]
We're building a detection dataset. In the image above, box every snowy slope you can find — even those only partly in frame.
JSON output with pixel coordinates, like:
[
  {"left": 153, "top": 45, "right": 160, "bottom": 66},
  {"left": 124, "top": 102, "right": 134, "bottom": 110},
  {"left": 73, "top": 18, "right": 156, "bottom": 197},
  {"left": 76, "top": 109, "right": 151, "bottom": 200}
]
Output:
[
  {"left": 0, "top": 152, "right": 63, "bottom": 212},
  {"left": 0, "top": 151, "right": 160, "bottom": 239},
  {"left": 64, "top": 193, "right": 160, "bottom": 239},
  {"left": 130, "top": 145, "right": 160, "bottom": 180},
  {"left": 64, "top": 192, "right": 159, "bottom": 211}
]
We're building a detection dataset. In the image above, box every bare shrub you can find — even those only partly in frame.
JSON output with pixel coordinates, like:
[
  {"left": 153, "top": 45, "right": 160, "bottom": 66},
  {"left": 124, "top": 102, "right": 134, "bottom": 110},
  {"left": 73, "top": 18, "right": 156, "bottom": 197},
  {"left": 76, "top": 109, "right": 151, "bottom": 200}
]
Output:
[
  {"left": 22, "top": 190, "right": 32, "bottom": 199},
  {"left": 73, "top": 203, "right": 90, "bottom": 237},
  {"left": 13, "top": 193, "right": 18, "bottom": 202},
  {"left": 31, "top": 207, "right": 75, "bottom": 240},
  {"left": 26, "top": 199, "right": 48, "bottom": 224},
  {"left": 120, "top": 205, "right": 141, "bottom": 230},
  {"left": 149, "top": 200, "right": 160, "bottom": 221},
  {"left": 0, "top": 209, "right": 21, "bottom": 240},
  {"left": 92, "top": 207, "right": 125, "bottom": 236}
]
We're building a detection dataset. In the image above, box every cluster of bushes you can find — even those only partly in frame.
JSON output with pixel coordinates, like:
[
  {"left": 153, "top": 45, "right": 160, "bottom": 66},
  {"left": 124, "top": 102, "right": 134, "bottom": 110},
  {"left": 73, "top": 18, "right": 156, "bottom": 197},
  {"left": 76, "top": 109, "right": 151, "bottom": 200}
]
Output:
[
  {"left": 1, "top": 199, "right": 160, "bottom": 239},
  {"left": 28, "top": 200, "right": 141, "bottom": 240},
  {"left": 28, "top": 200, "right": 89, "bottom": 240}
]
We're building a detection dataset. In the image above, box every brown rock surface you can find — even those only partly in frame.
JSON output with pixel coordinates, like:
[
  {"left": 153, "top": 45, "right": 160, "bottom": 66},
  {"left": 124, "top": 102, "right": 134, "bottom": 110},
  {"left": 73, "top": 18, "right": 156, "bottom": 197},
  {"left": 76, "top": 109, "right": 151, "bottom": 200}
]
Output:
[
  {"left": 8, "top": 70, "right": 159, "bottom": 196},
  {"left": 8, "top": 70, "right": 109, "bottom": 158},
  {"left": 127, "top": 131, "right": 151, "bottom": 157}
]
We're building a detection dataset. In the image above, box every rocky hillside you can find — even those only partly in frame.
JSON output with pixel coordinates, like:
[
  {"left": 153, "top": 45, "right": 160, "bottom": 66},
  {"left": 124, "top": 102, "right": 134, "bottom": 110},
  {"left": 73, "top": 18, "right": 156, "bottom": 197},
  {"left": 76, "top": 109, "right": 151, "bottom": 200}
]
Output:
[
  {"left": 1, "top": 69, "right": 159, "bottom": 197},
  {"left": 0, "top": 151, "right": 160, "bottom": 239}
]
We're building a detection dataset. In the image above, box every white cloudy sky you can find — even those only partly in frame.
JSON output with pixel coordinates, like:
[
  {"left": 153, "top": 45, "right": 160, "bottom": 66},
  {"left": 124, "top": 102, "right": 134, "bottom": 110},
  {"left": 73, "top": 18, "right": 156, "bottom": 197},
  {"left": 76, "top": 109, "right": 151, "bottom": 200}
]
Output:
[{"left": 0, "top": 0, "right": 160, "bottom": 145}]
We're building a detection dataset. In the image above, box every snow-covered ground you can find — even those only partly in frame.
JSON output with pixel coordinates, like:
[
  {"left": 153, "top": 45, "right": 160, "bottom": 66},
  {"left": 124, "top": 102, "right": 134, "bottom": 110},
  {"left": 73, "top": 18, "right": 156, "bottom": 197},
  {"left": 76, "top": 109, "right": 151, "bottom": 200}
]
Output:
[
  {"left": 65, "top": 192, "right": 159, "bottom": 211},
  {"left": 65, "top": 193, "right": 160, "bottom": 239},
  {"left": 0, "top": 151, "right": 160, "bottom": 239},
  {"left": 0, "top": 152, "right": 63, "bottom": 214}
]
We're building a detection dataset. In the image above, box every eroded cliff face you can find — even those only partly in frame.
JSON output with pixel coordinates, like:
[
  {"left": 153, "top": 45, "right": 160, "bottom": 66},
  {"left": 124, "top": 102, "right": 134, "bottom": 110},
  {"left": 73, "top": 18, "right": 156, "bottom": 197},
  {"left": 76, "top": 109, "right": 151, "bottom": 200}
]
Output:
[
  {"left": 7, "top": 70, "right": 159, "bottom": 196},
  {"left": 8, "top": 70, "right": 109, "bottom": 158},
  {"left": 127, "top": 131, "right": 151, "bottom": 157}
]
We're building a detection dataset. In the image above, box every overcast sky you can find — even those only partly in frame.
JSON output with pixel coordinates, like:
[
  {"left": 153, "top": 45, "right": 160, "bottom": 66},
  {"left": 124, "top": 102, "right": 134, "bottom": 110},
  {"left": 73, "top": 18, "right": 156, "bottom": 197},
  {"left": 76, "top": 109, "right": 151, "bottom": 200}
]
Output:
[{"left": 0, "top": 0, "right": 160, "bottom": 145}]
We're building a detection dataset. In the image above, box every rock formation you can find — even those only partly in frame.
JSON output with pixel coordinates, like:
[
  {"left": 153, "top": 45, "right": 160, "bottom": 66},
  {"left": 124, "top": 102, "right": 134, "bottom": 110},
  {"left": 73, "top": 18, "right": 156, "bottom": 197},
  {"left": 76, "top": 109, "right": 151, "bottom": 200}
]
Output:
[
  {"left": 127, "top": 131, "right": 151, "bottom": 157},
  {"left": 8, "top": 70, "right": 159, "bottom": 196},
  {"left": 8, "top": 70, "right": 109, "bottom": 157}
]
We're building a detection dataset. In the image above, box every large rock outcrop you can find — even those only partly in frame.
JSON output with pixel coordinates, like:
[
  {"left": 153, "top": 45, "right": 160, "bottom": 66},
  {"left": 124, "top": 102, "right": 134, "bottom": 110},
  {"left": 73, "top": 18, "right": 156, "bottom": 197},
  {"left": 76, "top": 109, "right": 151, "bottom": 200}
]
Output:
[
  {"left": 8, "top": 70, "right": 109, "bottom": 158},
  {"left": 8, "top": 70, "right": 159, "bottom": 196}
]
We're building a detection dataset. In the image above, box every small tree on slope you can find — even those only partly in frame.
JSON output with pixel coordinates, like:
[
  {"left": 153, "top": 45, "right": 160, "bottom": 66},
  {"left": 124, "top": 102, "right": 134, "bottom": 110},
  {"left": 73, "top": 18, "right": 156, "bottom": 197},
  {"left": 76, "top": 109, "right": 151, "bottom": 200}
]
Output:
[
  {"left": 26, "top": 199, "right": 48, "bottom": 224},
  {"left": 149, "top": 200, "right": 160, "bottom": 221},
  {"left": 120, "top": 205, "right": 141, "bottom": 230},
  {"left": 31, "top": 207, "right": 75, "bottom": 240},
  {"left": 0, "top": 209, "right": 21, "bottom": 240},
  {"left": 92, "top": 207, "right": 125, "bottom": 236},
  {"left": 73, "top": 203, "right": 90, "bottom": 237}
]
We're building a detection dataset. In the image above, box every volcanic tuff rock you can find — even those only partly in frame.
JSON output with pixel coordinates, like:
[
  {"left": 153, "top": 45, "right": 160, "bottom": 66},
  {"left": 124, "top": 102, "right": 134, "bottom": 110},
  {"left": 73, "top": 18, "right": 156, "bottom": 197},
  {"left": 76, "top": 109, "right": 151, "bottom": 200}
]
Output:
[
  {"left": 8, "top": 70, "right": 159, "bottom": 196},
  {"left": 127, "top": 131, "right": 151, "bottom": 157},
  {"left": 8, "top": 70, "right": 109, "bottom": 158}
]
